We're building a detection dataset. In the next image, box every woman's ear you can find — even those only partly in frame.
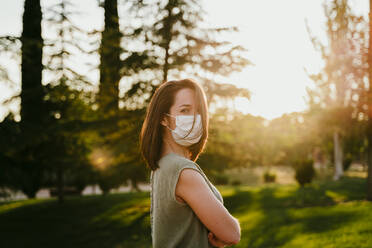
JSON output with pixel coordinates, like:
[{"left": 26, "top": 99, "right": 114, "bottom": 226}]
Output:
[{"left": 160, "top": 115, "right": 169, "bottom": 127}]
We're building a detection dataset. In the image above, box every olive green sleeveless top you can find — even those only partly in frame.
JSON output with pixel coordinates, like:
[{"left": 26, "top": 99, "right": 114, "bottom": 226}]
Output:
[{"left": 150, "top": 153, "right": 224, "bottom": 248}]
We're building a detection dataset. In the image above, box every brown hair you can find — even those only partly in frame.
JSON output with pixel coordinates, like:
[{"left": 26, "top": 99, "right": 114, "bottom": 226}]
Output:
[{"left": 140, "top": 78, "right": 209, "bottom": 171}]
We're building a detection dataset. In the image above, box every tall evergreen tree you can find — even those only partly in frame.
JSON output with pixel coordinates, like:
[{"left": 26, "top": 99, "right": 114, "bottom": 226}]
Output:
[
  {"left": 42, "top": 0, "right": 100, "bottom": 202},
  {"left": 97, "top": 0, "right": 121, "bottom": 118},
  {"left": 20, "top": 0, "right": 45, "bottom": 127},
  {"left": 94, "top": 0, "right": 129, "bottom": 194},
  {"left": 124, "top": 0, "right": 252, "bottom": 108},
  {"left": 92, "top": 0, "right": 163, "bottom": 192},
  {"left": 11, "top": 0, "right": 49, "bottom": 198},
  {"left": 0, "top": 1, "right": 45, "bottom": 198},
  {"left": 0, "top": 0, "right": 52, "bottom": 198}
]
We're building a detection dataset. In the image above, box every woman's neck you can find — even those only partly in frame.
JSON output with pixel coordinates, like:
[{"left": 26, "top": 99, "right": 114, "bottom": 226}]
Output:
[{"left": 161, "top": 136, "right": 190, "bottom": 159}]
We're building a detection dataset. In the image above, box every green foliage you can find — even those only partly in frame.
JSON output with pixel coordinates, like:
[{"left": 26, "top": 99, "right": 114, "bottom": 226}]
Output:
[
  {"left": 97, "top": 0, "right": 121, "bottom": 117},
  {"left": 203, "top": 108, "right": 322, "bottom": 171},
  {"left": 210, "top": 172, "right": 229, "bottom": 185},
  {"left": 127, "top": 0, "right": 253, "bottom": 107},
  {"left": 230, "top": 179, "right": 241, "bottom": 186},
  {"left": 305, "top": 0, "right": 369, "bottom": 184},
  {"left": 263, "top": 170, "right": 276, "bottom": 183},
  {"left": 343, "top": 154, "right": 353, "bottom": 171},
  {"left": 294, "top": 159, "right": 316, "bottom": 187},
  {"left": 3, "top": 0, "right": 371, "bottom": 205},
  {"left": 202, "top": 108, "right": 269, "bottom": 170}
]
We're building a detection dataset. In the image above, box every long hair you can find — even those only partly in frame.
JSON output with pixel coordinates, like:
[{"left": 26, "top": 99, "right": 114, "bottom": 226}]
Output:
[{"left": 140, "top": 78, "right": 209, "bottom": 171}]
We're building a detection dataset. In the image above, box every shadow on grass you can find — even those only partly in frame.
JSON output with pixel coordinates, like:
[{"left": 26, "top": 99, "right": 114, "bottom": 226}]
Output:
[
  {"left": 0, "top": 177, "right": 367, "bottom": 248},
  {"left": 222, "top": 177, "right": 366, "bottom": 248},
  {"left": 0, "top": 192, "right": 152, "bottom": 248}
]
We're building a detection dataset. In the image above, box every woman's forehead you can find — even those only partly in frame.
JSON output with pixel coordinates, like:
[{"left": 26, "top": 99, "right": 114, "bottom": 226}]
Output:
[{"left": 173, "top": 88, "right": 196, "bottom": 107}]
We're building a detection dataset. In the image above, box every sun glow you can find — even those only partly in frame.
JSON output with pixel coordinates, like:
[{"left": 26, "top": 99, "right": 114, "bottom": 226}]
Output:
[
  {"left": 202, "top": 0, "right": 368, "bottom": 120},
  {"left": 89, "top": 147, "right": 113, "bottom": 170}
]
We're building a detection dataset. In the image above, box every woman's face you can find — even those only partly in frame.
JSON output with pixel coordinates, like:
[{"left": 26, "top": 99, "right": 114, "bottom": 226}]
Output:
[{"left": 166, "top": 88, "right": 198, "bottom": 130}]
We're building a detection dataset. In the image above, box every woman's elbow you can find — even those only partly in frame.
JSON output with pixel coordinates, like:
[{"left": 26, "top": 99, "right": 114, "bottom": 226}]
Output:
[
  {"left": 226, "top": 218, "right": 241, "bottom": 245},
  {"left": 232, "top": 218, "right": 241, "bottom": 244},
  {"left": 225, "top": 232, "right": 240, "bottom": 245},
  {"left": 232, "top": 231, "right": 241, "bottom": 245}
]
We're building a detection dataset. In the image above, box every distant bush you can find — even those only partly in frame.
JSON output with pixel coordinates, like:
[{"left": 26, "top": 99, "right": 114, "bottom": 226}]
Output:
[
  {"left": 0, "top": 188, "right": 10, "bottom": 199},
  {"left": 50, "top": 186, "right": 81, "bottom": 197},
  {"left": 263, "top": 170, "right": 276, "bottom": 183},
  {"left": 343, "top": 155, "right": 353, "bottom": 171},
  {"left": 212, "top": 173, "right": 229, "bottom": 185},
  {"left": 294, "top": 159, "right": 315, "bottom": 187},
  {"left": 231, "top": 179, "right": 241, "bottom": 186}
]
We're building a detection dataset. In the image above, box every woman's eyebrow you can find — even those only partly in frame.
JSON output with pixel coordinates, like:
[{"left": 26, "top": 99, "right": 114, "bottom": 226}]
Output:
[{"left": 178, "top": 104, "right": 191, "bottom": 108}]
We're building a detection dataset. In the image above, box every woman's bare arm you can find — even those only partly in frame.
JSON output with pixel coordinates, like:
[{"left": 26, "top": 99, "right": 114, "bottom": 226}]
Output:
[{"left": 175, "top": 168, "right": 241, "bottom": 245}]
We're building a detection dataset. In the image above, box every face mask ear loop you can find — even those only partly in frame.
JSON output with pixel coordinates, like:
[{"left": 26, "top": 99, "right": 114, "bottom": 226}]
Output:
[
  {"left": 190, "top": 112, "right": 198, "bottom": 137},
  {"left": 166, "top": 125, "right": 174, "bottom": 131},
  {"left": 165, "top": 113, "right": 175, "bottom": 131}
]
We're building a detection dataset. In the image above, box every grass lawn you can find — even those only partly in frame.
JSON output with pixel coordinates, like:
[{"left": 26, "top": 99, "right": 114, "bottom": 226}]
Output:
[{"left": 0, "top": 176, "right": 371, "bottom": 248}]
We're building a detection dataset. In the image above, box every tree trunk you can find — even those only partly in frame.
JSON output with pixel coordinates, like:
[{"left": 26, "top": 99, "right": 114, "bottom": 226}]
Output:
[
  {"left": 367, "top": 0, "right": 372, "bottom": 201},
  {"left": 131, "top": 178, "right": 141, "bottom": 192},
  {"left": 333, "top": 130, "right": 344, "bottom": 181},
  {"left": 161, "top": 2, "right": 174, "bottom": 84},
  {"left": 23, "top": 188, "right": 37, "bottom": 199},
  {"left": 368, "top": 140, "right": 372, "bottom": 200},
  {"left": 57, "top": 167, "right": 64, "bottom": 203},
  {"left": 163, "top": 45, "right": 169, "bottom": 83}
]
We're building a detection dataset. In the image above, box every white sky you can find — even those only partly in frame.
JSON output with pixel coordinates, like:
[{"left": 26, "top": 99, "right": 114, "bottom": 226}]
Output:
[{"left": 0, "top": 0, "right": 369, "bottom": 121}]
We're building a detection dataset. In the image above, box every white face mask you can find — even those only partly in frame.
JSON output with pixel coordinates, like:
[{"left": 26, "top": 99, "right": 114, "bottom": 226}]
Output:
[{"left": 166, "top": 113, "right": 203, "bottom": 147}]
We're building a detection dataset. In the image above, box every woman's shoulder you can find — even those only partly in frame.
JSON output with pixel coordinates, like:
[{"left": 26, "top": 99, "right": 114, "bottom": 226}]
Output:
[
  {"left": 155, "top": 153, "right": 202, "bottom": 189},
  {"left": 158, "top": 153, "right": 197, "bottom": 172}
]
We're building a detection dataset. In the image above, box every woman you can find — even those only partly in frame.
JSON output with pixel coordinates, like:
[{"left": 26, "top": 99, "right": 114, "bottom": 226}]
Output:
[{"left": 140, "top": 78, "right": 241, "bottom": 248}]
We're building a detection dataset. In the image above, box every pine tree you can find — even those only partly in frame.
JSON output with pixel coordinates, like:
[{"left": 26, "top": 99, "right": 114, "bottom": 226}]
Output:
[
  {"left": 0, "top": 0, "right": 50, "bottom": 198},
  {"left": 123, "top": 0, "right": 252, "bottom": 108},
  {"left": 42, "top": 0, "right": 101, "bottom": 202}
]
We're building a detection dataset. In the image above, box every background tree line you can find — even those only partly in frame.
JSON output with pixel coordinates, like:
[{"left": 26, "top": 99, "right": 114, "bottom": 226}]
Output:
[
  {"left": 0, "top": 0, "right": 251, "bottom": 203},
  {"left": 0, "top": 0, "right": 371, "bottom": 202}
]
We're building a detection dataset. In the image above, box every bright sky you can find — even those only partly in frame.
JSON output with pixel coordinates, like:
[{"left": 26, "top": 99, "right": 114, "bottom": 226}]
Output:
[{"left": 0, "top": 0, "right": 369, "bottom": 121}]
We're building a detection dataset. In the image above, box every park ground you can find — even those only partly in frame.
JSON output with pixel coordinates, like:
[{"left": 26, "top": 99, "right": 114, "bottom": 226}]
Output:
[{"left": 0, "top": 172, "right": 371, "bottom": 248}]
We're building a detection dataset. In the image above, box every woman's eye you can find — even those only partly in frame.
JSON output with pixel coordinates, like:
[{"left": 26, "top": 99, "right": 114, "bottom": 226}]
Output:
[{"left": 181, "top": 109, "right": 188, "bottom": 113}]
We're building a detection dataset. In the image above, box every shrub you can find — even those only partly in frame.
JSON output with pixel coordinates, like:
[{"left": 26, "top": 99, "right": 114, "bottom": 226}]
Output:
[
  {"left": 294, "top": 159, "right": 315, "bottom": 187},
  {"left": 0, "top": 187, "right": 10, "bottom": 200},
  {"left": 231, "top": 179, "right": 241, "bottom": 186},
  {"left": 343, "top": 154, "right": 353, "bottom": 171},
  {"left": 50, "top": 186, "right": 81, "bottom": 197},
  {"left": 212, "top": 173, "right": 229, "bottom": 185},
  {"left": 263, "top": 170, "right": 276, "bottom": 183}
]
